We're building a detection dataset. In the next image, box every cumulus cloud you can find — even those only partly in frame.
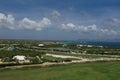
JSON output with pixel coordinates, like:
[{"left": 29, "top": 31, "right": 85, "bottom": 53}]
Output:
[
  {"left": 61, "top": 23, "right": 117, "bottom": 35},
  {"left": 0, "top": 12, "right": 51, "bottom": 31},
  {"left": 61, "top": 23, "right": 97, "bottom": 32},
  {"left": 19, "top": 17, "right": 51, "bottom": 31},
  {"left": 61, "top": 23, "right": 76, "bottom": 30},
  {"left": 0, "top": 13, "right": 15, "bottom": 30},
  {"left": 0, "top": 12, "right": 118, "bottom": 36}
]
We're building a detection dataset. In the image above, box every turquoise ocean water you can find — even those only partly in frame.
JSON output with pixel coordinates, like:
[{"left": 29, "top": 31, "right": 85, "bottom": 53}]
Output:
[{"left": 60, "top": 41, "right": 120, "bottom": 48}]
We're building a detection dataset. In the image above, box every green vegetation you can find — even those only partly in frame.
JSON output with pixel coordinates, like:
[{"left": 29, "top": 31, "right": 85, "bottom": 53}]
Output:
[
  {"left": 1, "top": 40, "right": 120, "bottom": 67},
  {"left": 0, "top": 62, "right": 120, "bottom": 80},
  {"left": 1, "top": 40, "right": 120, "bottom": 80},
  {"left": 0, "top": 50, "right": 45, "bottom": 58}
]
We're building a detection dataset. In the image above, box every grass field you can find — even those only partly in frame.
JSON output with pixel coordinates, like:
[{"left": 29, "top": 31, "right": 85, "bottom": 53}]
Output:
[{"left": 0, "top": 61, "right": 120, "bottom": 80}]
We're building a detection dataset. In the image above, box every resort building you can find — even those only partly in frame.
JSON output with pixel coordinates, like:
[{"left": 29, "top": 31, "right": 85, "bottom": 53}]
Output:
[{"left": 13, "top": 55, "right": 30, "bottom": 64}]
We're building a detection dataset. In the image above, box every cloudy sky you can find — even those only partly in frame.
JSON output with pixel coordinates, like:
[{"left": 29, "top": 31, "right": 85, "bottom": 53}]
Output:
[{"left": 0, "top": 0, "right": 120, "bottom": 41}]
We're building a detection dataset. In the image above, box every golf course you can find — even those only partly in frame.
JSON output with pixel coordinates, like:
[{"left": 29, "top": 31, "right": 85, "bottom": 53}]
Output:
[{"left": 0, "top": 61, "right": 120, "bottom": 80}]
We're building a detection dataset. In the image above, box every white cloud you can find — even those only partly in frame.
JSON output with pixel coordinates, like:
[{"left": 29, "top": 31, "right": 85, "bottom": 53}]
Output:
[
  {"left": 0, "top": 12, "right": 118, "bottom": 36},
  {"left": 0, "top": 13, "right": 15, "bottom": 30},
  {"left": 0, "top": 13, "right": 51, "bottom": 31},
  {"left": 19, "top": 17, "right": 51, "bottom": 31},
  {"left": 61, "top": 23, "right": 117, "bottom": 35},
  {"left": 61, "top": 23, "right": 76, "bottom": 30},
  {"left": 61, "top": 23, "right": 97, "bottom": 32}
]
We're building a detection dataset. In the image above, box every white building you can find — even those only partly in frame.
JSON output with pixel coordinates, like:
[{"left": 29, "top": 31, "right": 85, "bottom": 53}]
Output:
[
  {"left": 0, "top": 58, "right": 3, "bottom": 64},
  {"left": 77, "top": 44, "right": 84, "bottom": 47},
  {"left": 38, "top": 44, "right": 44, "bottom": 47},
  {"left": 87, "top": 45, "right": 93, "bottom": 47},
  {"left": 13, "top": 55, "right": 29, "bottom": 63}
]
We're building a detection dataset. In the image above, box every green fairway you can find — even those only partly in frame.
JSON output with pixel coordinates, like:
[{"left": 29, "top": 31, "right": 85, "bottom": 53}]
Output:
[{"left": 0, "top": 62, "right": 120, "bottom": 80}]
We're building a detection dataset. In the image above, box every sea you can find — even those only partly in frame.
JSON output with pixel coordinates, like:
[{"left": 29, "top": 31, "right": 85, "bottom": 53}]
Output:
[{"left": 60, "top": 41, "right": 120, "bottom": 48}]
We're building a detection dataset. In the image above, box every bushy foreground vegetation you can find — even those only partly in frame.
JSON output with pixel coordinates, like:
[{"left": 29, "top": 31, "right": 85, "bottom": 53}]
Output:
[{"left": 0, "top": 61, "right": 120, "bottom": 80}]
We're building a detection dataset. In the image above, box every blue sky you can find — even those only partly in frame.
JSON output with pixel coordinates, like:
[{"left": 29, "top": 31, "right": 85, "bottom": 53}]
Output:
[{"left": 0, "top": 0, "right": 120, "bottom": 41}]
